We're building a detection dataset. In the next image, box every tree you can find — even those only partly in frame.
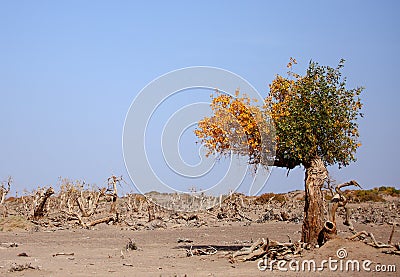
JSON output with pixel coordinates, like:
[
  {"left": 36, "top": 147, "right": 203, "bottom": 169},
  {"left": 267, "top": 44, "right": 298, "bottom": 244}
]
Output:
[
  {"left": 195, "top": 90, "right": 276, "bottom": 167},
  {"left": 195, "top": 58, "right": 363, "bottom": 247}
]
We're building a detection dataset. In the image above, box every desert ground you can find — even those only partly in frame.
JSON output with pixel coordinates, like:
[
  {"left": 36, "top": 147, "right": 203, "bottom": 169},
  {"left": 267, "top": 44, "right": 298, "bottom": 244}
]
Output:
[{"left": 0, "top": 183, "right": 399, "bottom": 276}]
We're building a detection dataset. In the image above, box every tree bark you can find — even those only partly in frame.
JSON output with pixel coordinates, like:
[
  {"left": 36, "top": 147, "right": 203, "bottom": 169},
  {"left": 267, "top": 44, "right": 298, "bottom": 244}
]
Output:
[
  {"left": 301, "top": 156, "right": 328, "bottom": 247},
  {"left": 33, "top": 187, "right": 55, "bottom": 219}
]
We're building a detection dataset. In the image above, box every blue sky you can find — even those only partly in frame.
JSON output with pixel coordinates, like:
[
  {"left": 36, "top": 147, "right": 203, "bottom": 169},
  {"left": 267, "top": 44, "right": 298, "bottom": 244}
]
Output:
[{"left": 0, "top": 1, "right": 399, "bottom": 195}]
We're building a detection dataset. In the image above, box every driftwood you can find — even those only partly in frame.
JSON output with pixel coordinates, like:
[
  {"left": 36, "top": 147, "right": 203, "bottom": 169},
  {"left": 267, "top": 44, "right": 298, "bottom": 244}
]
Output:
[
  {"left": 232, "top": 238, "right": 304, "bottom": 262},
  {"left": 9, "top": 263, "right": 39, "bottom": 272},
  {"left": 0, "top": 242, "right": 19, "bottom": 248},
  {"left": 383, "top": 243, "right": 400, "bottom": 255},
  {"left": 233, "top": 238, "right": 269, "bottom": 261},
  {"left": 382, "top": 249, "right": 400, "bottom": 255},
  {"left": 53, "top": 252, "right": 74, "bottom": 257},
  {"left": 177, "top": 238, "right": 193, "bottom": 243},
  {"left": 170, "top": 213, "right": 199, "bottom": 222},
  {"left": 346, "top": 217, "right": 399, "bottom": 253},
  {"left": 186, "top": 245, "right": 217, "bottom": 256},
  {"left": 347, "top": 230, "right": 393, "bottom": 248},
  {"left": 87, "top": 215, "right": 117, "bottom": 227}
]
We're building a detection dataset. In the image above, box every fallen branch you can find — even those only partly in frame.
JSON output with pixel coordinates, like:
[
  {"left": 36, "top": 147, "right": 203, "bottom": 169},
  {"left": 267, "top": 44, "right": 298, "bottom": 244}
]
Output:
[
  {"left": 347, "top": 230, "right": 369, "bottom": 240},
  {"left": 9, "top": 263, "right": 39, "bottom": 272},
  {"left": 388, "top": 222, "right": 396, "bottom": 245},
  {"left": 366, "top": 232, "right": 392, "bottom": 248},
  {"left": 186, "top": 246, "right": 217, "bottom": 256},
  {"left": 233, "top": 238, "right": 266, "bottom": 258},
  {"left": 87, "top": 215, "right": 116, "bottom": 227},
  {"left": 347, "top": 230, "right": 393, "bottom": 248},
  {"left": 53, "top": 252, "right": 74, "bottom": 257},
  {"left": 382, "top": 249, "right": 400, "bottom": 255},
  {"left": 1, "top": 242, "right": 19, "bottom": 248},
  {"left": 232, "top": 238, "right": 303, "bottom": 262},
  {"left": 177, "top": 238, "right": 193, "bottom": 243}
]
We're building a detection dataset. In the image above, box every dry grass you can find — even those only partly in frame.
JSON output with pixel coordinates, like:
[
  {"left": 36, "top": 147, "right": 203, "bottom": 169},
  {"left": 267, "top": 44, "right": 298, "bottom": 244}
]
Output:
[{"left": 0, "top": 215, "right": 32, "bottom": 231}]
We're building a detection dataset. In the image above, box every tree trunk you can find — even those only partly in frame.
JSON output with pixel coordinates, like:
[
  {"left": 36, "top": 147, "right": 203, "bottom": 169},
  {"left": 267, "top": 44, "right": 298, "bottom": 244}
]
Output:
[
  {"left": 33, "top": 187, "right": 55, "bottom": 219},
  {"left": 301, "top": 156, "right": 328, "bottom": 247}
]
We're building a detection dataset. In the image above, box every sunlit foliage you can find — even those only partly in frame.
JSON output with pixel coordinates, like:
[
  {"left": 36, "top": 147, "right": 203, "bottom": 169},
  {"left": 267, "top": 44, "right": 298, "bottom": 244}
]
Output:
[
  {"left": 194, "top": 90, "right": 275, "bottom": 167},
  {"left": 195, "top": 59, "right": 364, "bottom": 170},
  {"left": 266, "top": 58, "right": 363, "bottom": 169}
]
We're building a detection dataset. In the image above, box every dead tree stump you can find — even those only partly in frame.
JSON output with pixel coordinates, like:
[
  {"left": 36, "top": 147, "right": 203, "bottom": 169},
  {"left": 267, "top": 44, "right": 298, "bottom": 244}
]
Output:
[
  {"left": 318, "top": 180, "right": 360, "bottom": 246},
  {"left": 0, "top": 177, "right": 12, "bottom": 217},
  {"left": 33, "top": 187, "right": 55, "bottom": 219}
]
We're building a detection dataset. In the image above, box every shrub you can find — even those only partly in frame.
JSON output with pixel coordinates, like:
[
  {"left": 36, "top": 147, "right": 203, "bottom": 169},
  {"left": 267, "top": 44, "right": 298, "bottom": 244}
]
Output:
[
  {"left": 377, "top": 186, "right": 400, "bottom": 196},
  {"left": 345, "top": 189, "right": 385, "bottom": 202},
  {"left": 255, "top": 193, "right": 286, "bottom": 204}
]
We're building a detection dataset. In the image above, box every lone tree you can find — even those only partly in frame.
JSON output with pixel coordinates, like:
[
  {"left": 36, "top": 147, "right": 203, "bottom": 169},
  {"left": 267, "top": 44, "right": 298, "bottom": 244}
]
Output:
[{"left": 195, "top": 58, "right": 363, "bottom": 247}]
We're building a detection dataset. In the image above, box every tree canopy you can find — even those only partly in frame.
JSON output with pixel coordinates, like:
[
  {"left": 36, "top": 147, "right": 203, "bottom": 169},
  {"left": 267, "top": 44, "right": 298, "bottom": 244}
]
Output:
[
  {"left": 195, "top": 58, "right": 364, "bottom": 171},
  {"left": 194, "top": 90, "right": 275, "bottom": 168}
]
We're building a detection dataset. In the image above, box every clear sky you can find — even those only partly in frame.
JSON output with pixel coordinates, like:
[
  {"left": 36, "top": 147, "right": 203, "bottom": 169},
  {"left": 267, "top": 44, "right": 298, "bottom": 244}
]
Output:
[{"left": 0, "top": 1, "right": 399, "bottom": 195}]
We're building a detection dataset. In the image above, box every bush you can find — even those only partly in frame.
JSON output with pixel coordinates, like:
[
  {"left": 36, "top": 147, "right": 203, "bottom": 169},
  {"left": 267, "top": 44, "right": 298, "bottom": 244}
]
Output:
[
  {"left": 345, "top": 189, "right": 385, "bottom": 202},
  {"left": 255, "top": 193, "right": 286, "bottom": 204},
  {"left": 344, "top": 186, "right": 399, "bottom": 202},
  {"left": 377, "top": 186, "right": 400, "bottom": 196}
]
